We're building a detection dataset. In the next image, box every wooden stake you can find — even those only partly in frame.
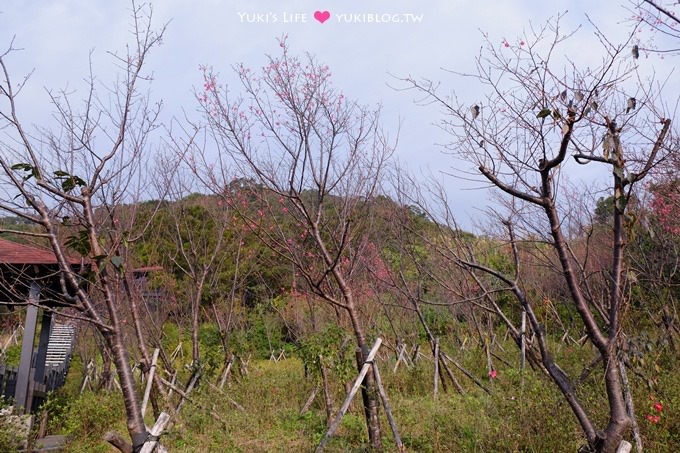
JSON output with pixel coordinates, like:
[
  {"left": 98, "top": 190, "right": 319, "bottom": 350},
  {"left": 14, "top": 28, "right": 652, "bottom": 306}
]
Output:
[
  {"left": 176, "top": 370, "right": 200, "bottom": 414},
  {"left": 441, "top": 352, "right": 491, "bottom": 394},
  {"left": 411, "top": 344, "right": 420, "bottom": 363},
  {"left": 433, "top": 338, "right": 440, "bottom": 399},
  {"left": 371, "top": 362, "right": 404, "bottom": 452},
  {"left": 520, "top": 310, "right": 527, "bottom": 372},
  {"left": 141, "top": 348, "right": 160, "bottom": 418},
  {"left": 139, "top": 412, "right": 171, "bottom": 453},
  {"left": 205, "top": 381, "right": 246, "bottom": 412},
  {"left": 316, "top": 338, "right": 382, "bottom": 452},
  {"left": 300, "top": 384, "right": 319, "bottom": 415},
  {"left": 319, "top": 355, "right": 334, "bottom": 425},
  {"left": 160, "top": 378, "right": 229, "bottom": 424},
  {"left": 440, "top": 356, "right": 464, "bottom": 394},
  {"left": 218, "top": 354, "right": 234, "bottom": 390},
  {"left": 618, "top": 359, "right": 642, "bottom": 453},
  {"left": 393, "top": 342, "right": 411, "bottom": 373}
]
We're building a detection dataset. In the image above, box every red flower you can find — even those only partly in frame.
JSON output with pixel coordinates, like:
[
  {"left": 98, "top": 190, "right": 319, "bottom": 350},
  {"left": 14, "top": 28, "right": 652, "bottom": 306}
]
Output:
[
  {"left": 646, "top": 414, "right": 660, "bottom": 424},
  {"left": 488, "top": 369, "right": 497, "bottom": 379},
  {"left": 653, "top": 402, "right": 663, "bottom": 413}
]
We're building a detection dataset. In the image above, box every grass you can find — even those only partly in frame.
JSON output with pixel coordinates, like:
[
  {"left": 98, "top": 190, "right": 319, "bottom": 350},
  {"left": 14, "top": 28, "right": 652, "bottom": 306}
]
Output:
[{"left": 39, "top": 334, "right": 679, "bottom": 452}]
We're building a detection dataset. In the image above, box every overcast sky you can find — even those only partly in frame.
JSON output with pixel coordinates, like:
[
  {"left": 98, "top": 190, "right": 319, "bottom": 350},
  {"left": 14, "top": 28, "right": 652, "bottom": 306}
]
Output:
[{"left": 1, "top": 1, "right": 677, "bottom": 228}]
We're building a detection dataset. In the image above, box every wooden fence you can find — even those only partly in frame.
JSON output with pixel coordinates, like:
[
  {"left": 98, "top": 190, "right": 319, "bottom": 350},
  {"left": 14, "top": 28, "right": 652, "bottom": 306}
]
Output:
[{"left": 0, "top": 364, "right": 18, "bottom": 402}]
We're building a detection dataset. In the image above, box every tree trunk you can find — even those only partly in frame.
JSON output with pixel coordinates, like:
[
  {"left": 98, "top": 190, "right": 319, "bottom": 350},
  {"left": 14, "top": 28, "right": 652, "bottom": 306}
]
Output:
[
  {"left": 102, "top": 329, "right": 147, "bottom": 450},
  {"left": 347, "top": 306, "right": 382, "bottom": 451}
]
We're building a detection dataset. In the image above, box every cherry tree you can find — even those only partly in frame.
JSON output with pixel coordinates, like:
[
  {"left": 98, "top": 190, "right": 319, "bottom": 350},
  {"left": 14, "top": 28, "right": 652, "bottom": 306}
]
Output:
[
  {"left": 0, "top": 3, "right": 168, "bottom": 451},
  {"left": 405, "top": 15, "right": 674, "bottom": 453},
  {"left": 195, "top": 37, "right": 394, "bottom": 449}
]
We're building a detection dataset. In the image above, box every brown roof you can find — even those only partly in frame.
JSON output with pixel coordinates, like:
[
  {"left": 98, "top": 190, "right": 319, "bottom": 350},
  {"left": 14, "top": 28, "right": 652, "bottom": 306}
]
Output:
[{"left": 0, "top": 237, "right": 80, "bottom": 265}]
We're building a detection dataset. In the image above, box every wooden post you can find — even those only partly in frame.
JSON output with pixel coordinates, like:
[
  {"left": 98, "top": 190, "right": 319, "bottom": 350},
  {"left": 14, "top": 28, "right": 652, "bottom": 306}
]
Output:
[
  {"left": 160, "top": 378, "right": 230, "bottom": 424},
  {"left": 411, "top": 344, "right": 420, "bottom": 364},
  {"left": 300, "top": 385, "right": 319, "bottom": 415},
  {"left": 520, "top": 310, "right": 527, "bottom": 371},
  {"left": 319, "top": 355, "right": 333, "bottom": 425},
  {"left": 433, "top": 338, "right": 440, "bottom": 399},
  {"left": 33, "top": 309, "right": 53, "bottom": 386},
  {"left": 140, "top": 348, "right": 160, "bottom": 418},
  {"left": 218, "top": 354, "right": 234, "bottom": 390},
  {"left": 316, "top": 338, "right": 382, "bottom": 452},
  {"left": 440, "top": 356, "right": 464, "bottom": 394},
  {"left": 206, "top": 381, "right": 245, "bottom": 412},
  {"left": 371, "top": 362, "right": 404, "bottom": 452},
  {"left": 176, "top": 370, "right": 200, "bottom": 413},
  {"left": 441, "top": 352, "right": 491, "bottom": 394},
  {"left": 618, "top": 359, "right": 642, "bottom": 453},
  {"left": 393, "top": 342, "right": 410, "bottom": 373},
  {"left": 15, "top": 282, "right": 40, "bottom": 412},
  {"left": 139, "top": 412, "right": 171, "bottom": 453}
]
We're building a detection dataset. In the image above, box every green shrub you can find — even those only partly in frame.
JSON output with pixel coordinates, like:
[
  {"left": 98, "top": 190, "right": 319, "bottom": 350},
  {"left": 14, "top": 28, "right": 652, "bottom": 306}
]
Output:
[{"left": 62, "top": 391, "right": 125, "bottom": 452}]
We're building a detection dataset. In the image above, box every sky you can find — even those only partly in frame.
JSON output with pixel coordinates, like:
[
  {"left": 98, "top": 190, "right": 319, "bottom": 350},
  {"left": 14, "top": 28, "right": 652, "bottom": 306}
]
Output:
[{"left": 0, "top": 1, "right": 677, "bottom": 229}]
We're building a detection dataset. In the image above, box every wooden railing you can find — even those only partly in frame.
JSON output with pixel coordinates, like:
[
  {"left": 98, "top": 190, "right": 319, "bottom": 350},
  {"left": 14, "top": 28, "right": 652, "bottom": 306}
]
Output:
[{"left": 0, "top": 364, "right": 18, "bottom": 402}]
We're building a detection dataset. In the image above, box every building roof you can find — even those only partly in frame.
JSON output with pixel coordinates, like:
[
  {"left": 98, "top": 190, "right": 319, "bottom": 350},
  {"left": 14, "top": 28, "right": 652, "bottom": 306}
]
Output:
[{"left": 0, "top": 237, "right": 80, "bottom": 266}]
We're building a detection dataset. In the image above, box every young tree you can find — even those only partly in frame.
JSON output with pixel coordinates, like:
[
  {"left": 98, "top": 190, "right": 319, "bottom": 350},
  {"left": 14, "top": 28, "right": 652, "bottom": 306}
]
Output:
[
  {"left": 406, "top": 16, "right": 674, "bottom": 453},
  {"left": 0, "top": 3, "right": 167, "bottom": 450},
  {"left": 195, "top": 37, "right": 395, "bottom": 449},
  {"left": 154, "top": 160, "right": 231, "bottom": 369}
]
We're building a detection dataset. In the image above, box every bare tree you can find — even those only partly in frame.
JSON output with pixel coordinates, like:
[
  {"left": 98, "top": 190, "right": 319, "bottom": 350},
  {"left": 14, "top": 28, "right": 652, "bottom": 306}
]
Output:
[
  {"left": 0, "top": 3, "right": 167, "bottom": 451},
  {"left": 629, "top": 0, "right": 680, "bottom": 56},
  {"left": 194, "top": 37, "right": 395, "bottom": 449},
  {"left": 405, "top": 15, "right": 674, "bottom": 453}
]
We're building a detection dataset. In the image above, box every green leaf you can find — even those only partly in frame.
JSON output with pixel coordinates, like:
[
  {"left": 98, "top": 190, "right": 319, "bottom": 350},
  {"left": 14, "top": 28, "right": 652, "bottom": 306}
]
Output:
[
  {"left": 111, "top": 256, "right": 124, "bottom": 269},
  {"left": 65, "top": 230, "right": 91, "bottom": 256},
  {"left": 11, "top": 162, "right": 39, "bottom": 180},
  {"left": 536, "top": 108, "right": 552, "bottom": 119},
  {"left": 11, "top": 163, "right": 33, "bottom": 171},
  {"left": 61, "top": 176, "right": 86, "bottom": 192},
  {"left": 54, "top": 170, "right": 86, "bottom": 192}
]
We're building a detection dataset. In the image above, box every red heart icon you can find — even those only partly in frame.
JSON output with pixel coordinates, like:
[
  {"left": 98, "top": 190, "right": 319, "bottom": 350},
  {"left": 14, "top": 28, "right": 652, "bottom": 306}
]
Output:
[{"left": 314, "top": 10, "right": 331, "bottom": 24}]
